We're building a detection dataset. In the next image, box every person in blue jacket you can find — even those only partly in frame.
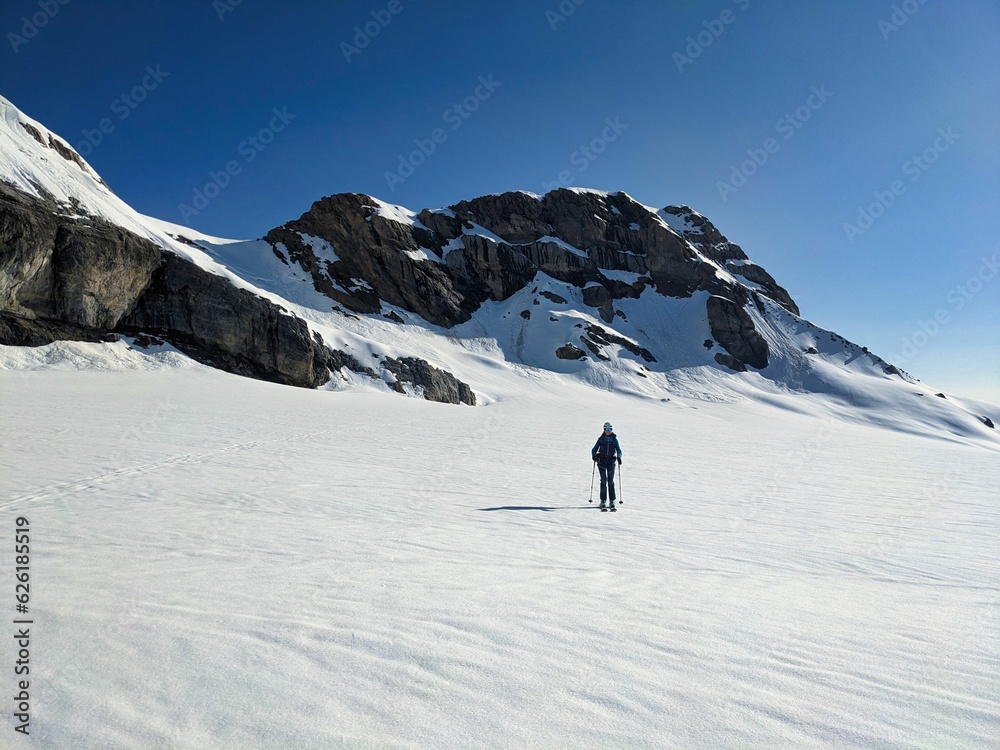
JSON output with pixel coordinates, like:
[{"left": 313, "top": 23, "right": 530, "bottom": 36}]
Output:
[{"left": 592, "top": 421, "right": 622, "bottom": 509}]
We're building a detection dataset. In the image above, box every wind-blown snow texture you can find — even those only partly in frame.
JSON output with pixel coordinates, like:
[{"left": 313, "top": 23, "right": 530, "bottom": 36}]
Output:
[{"left": 2, "top": 368, "right": 997, "bottom": 748}]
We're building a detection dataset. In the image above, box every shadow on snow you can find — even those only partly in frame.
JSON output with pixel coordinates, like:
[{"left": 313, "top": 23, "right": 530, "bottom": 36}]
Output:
[{"left": 478, "top": 505, "right": 600, "bottom": 512}]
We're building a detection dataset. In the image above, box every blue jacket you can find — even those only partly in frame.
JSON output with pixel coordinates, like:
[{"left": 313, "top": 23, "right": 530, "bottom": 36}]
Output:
[{"left": 592, "top": 432, "right": 622, "bottom": 462}]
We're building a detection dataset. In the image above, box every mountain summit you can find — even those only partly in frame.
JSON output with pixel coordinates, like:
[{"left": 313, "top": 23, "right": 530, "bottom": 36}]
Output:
[{"left": 0, "top": 95, "right": 994, "bottom": 441}]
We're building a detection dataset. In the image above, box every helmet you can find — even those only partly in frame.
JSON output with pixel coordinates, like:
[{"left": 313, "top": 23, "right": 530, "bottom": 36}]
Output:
[{"left": 603, "top": 422, "right": 613, "bottom": 431}]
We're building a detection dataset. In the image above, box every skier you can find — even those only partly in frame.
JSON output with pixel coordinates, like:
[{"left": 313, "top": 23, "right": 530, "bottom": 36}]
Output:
[{"left": 592, "top": 422, "right": 622, "bottom": 510}]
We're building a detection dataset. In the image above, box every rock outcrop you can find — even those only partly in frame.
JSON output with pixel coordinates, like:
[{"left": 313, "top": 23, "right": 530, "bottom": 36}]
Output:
[
  {"left": 0, "top": 186, "right": 475, "bottom": 402},
  {"left": 706, "top": 294, "right": 770, "bottom": 370},
  {"left": 263, "top": 194, "right": 472, "bottom": 327},
  {"left": 0, "top": 184, "right": 160, "bottom": 333},
  {"left": 555, "top": 343, "right": 587, "bottom": 360},
  {"left": 382, "top": 356, "right": 476, "bottom": 406},
  {"left": 120, "top": 253, "right": 334, "bottom": 388}
]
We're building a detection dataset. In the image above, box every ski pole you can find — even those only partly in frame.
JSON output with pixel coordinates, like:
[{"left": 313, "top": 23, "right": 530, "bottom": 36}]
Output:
[
  {"left": 589, "top": 460, "right": 596, "bottom": 503},
  {"left": 618, "top": 461, "right": 623, "bottom": 505}
]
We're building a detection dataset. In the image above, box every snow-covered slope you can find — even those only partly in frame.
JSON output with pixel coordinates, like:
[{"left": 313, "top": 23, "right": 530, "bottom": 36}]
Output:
[
  {"left": 2, "top": 367, "right": 996, "bottom": 748},
  {"left": 0, "top": 95, "right": 301, "bottom": 303}
]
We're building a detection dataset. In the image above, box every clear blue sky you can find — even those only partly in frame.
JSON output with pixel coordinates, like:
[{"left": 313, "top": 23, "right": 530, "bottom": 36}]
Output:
[{"left": 3, "top": 0, "right": 997, "bottom": 401}]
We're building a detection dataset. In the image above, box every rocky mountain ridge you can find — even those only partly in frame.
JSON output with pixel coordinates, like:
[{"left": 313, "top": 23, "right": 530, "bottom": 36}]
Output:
[
  {"left": 6, "top": 92, "right": 997, "bottom": 446},
  {"left": 244, "top": 187, "right": 806, "bottom": 379}
]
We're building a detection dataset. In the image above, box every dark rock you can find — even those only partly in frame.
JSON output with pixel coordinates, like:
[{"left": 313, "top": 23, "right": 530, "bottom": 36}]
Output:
[
  {"left": 51, "top": 222, "right": 160, "bottom": 329},
  {"left": 555, "top": 343, "right": 587, "bottom": 360},
  {"left": 662, "top": 205, "right": 799, "bottom": 314},
  {"left": 520, "top": 309, "right": 531, "bottom": 319},
  {"left": 515, "top": 237, "right": 598, "bottom": 288},
  {"left": 382, "top": 356, "right": 475, "bottom": 405},
  {"left": 19, "top": 122, "right": 46, "bottom": 146},
  {"left": 121, "top": 253, "right": 333, "bottom": 388},
  {"left": 981, "top": 416, "right": 994, "bottom": 429},
  {"left": 704, "top": 339, "right": 714, "bottom": 349},
  {"left": 48, "top": 134, "right": 90, "bottom": 171},
  {"left": 585, "top": 323, "right": 656, "bottom": 363},
  {"left": 450, "top": 191, "right": 550, "bottom": 244},
  {"left": 724, "top": 261, "right": 799, "bottom": 315},
  {"left": 445, "top": 234, "right": 537, "bottom": 306},
  {"left": 581, "top": 284, "right": 611, "bottom": 309},
  {"left": 384, "top": 310, "right": 405, "bottom": 324},
  {"left": 706, "top": 295, "right": 769, "bottom": 370},
  {"left": 805, "top": 346, "right": 818, "bottom": 354},
  {"left": 580, "top": 336, "right": 610, "bottom": 361},
  {"left": 264, "top": 193, "right": 470, "bottom": 327},
  {"left": 935, "top": 392, "right": 946, "bottom": 399},
  {"left": 661, "top": 205, "right": 748, "bottom": 263},
  {"left": 539, "top": 290, "right": 567, "bottom": 304},
  {"left": 714, "top": 352, "right": 746, "bottom": 372},
  {"left": 131, "top": 333, "right": 165, "bottom": 348},
  {"left": 322, "top": 343, "right": 375, "bottom": 379},
  {"left": 0, "top": 314, "right": 118, "bottom": 346},
  {"left": 0, "top": 184, "right": 159, "bottom": 340}
]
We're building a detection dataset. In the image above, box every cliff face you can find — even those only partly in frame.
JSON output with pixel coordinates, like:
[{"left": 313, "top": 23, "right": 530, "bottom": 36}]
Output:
[
  {"left": 0, "top": 184, "right": 160, "bottom": 335},
  {"left": 259, "top": 188, "right": 796, "bottom": 371},
  {"left": 0, "top": 185, "right": 477, "bottom": 402},
  {"left": 0, "top": 184, "right": 334, "bottom": 388}
]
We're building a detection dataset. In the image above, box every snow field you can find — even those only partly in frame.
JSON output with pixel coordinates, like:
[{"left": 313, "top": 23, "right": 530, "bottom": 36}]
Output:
[{"left": 2, "top": 368, "right": 997, "bottom": 748}]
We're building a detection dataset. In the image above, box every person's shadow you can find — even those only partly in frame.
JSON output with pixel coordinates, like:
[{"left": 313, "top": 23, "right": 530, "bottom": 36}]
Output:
[{"left": 477, "top": 505, "right": 600, "bottom": 511}]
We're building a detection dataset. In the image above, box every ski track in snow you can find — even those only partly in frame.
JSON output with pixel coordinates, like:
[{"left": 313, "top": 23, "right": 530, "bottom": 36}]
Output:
[{"left": 2, "top": 369, "right": 997, "bottom": 749}]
